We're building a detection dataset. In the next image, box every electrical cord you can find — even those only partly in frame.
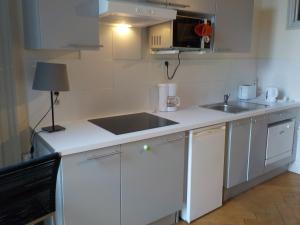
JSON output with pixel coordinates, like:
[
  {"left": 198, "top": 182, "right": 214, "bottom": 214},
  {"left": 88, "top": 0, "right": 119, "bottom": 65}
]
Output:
[
  {"left": 166, "top": 52, "right": 181, "bottom": 80},
  {"left": 30, "top": 93, "right": 59, "bottom": 158}
]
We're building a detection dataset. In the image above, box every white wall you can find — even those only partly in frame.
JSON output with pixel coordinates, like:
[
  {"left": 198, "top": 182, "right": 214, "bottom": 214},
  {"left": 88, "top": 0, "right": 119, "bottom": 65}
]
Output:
[
  {"left": 256, "top": 0, "right": 300, "bottom": 100},
  {"left": 1, "top": 0, "right": 30, "bottom": 163},
  {"left": 255, "top": 0, "right": 300, "bottom": 173},
  {"left": 24, "top": 24, "right": 257, "bottom": 127}
]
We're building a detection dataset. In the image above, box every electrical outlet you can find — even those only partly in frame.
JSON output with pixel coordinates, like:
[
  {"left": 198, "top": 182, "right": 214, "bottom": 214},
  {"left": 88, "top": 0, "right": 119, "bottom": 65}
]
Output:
[
  {"left": 54, "top": 92, "right": 60, "bottom": 105},
  {"left": 160, "top": 60, "right": 169, "bottom": 68}
]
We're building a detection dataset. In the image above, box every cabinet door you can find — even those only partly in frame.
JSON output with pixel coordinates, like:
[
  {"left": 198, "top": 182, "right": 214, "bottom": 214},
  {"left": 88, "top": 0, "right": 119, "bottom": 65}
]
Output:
[
  {"left": 61, "top": 146, "right": 121, "bottom": 225},
  {"left": 22, "top": 0, "right": 99, "bottom": 49},
  {"left": 121, "top": 133, "right": 185, "bottom": 225},
  {"left": 225, "top": 119, "right": 251, "bottom": 188},
  {"left": 248, "top": 116, "right": 268, "bottom": 180},
  {"left": 214, "top": 0, "right": 254, "bottom": 52},
  {"left": 181, "top": 125, "right": 225, "bottom": 223}
]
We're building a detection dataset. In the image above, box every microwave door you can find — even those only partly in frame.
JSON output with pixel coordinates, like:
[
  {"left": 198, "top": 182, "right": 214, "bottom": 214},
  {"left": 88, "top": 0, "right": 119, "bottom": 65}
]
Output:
[
  {"left": 173, "top": 17, "right": 201, "bottom": 48},
  {"left": 173, "top": 15, "right": 213, "bottom": 50}
]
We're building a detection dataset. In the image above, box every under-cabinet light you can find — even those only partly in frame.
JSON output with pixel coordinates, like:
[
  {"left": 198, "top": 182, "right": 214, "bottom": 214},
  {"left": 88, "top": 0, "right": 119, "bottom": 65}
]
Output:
[{"left": 114, "top": 24, "right": 132, "bottom": 35}]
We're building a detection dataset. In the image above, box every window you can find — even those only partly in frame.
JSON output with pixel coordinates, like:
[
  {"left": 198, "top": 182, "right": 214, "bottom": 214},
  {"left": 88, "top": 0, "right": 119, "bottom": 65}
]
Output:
[
  {"left": 298, "top": 1, "right": 300, "bottom": 20},
  {"left": 288, "top": 0, "right": 300, "bottom": 28}
]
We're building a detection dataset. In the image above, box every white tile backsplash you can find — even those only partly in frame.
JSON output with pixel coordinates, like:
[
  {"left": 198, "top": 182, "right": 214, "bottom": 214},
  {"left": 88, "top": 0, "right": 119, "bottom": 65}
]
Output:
[
  {"left": 257, "top": 59, "right": 300, "bottom": 101},
  {"left": 24, "top": 25, "right": 257, "bottom": 127}
]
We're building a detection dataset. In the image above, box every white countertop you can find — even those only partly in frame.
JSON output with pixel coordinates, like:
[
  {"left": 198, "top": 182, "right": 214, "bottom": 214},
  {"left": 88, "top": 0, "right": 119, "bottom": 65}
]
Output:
[{"left": 38, "top": 102, "right": 300, "bottom": 156}]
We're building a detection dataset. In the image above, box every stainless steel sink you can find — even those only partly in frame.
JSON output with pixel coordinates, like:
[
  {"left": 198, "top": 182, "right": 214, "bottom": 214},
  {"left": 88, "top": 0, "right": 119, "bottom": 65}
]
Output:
[
  {"left": 206, "top": 104, "right": 248, "bottom": 113},
  {"left": 202, "top": 101, "right": 269, "bottom": 114}
]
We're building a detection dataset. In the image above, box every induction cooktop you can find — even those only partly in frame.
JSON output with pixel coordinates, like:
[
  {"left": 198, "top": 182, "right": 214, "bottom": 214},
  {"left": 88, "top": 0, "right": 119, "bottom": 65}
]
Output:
[{"left": 88, "top": 112, "right": 178, "bottom": 135}]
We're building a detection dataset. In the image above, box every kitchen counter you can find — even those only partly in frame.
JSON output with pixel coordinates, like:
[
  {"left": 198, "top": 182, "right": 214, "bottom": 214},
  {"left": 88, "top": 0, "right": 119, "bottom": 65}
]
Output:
[{"left": 38, "top": 102, "right": 300, "bottom": 156}]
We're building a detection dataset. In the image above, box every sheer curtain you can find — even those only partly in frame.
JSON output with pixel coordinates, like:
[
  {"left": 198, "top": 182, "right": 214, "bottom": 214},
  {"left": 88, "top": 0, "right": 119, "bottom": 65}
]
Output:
[{"left": 0, "top": 0, "right": 29, "bottom": 167}]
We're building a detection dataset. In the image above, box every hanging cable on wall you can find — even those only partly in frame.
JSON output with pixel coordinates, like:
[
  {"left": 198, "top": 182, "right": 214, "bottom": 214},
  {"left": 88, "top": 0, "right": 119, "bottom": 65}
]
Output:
[{"left": 165, "top": 52, "right": 181, "bottom": 80}]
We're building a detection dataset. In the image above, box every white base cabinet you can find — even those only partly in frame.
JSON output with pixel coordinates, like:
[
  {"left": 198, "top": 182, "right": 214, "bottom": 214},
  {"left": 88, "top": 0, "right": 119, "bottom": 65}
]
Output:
[
  {"left": 59, "top": 146, "right": 121, "bottom": 225},
  {"left": 224, "top": 109, "right": 299, "bottom": 200},
  {"left": 121, "top": 133, "right": 186, "bottom": 225},
  {"left": 225, "top": 119, "right": 251, "bottom": 188},
  {"left": 181, "top": 124, "right": 226, "bottom": 223},
  {"left": 248, "top": 116, "right": 268, "bottom": 180},
  {"left": 55, "top": 133, "right": 186, "bottom": 225}
]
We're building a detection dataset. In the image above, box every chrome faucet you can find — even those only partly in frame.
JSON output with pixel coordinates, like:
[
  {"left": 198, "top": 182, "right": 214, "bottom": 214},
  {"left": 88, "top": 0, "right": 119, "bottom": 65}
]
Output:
[{"left": 224, "top": 94, "right": 230, "bottom": 106}]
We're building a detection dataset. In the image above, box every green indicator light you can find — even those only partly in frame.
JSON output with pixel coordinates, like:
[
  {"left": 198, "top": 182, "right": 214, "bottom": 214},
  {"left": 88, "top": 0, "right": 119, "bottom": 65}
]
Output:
[{"left": 143, "top": 145, "right": 150, "bottom": 151}]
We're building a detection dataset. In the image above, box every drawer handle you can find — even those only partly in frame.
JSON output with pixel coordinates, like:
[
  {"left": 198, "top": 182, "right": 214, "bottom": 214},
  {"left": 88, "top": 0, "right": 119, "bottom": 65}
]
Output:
[
  {"left": 142, "top": 136, "right": 185, "bottom": 152},
  {"left": 67, "top": 44, "right": 104, "bottom": 48},
  {"left": 280, "top": 130, "right": 285, "bottom": 135},
  {"left": 87, "top": 151, "right": 120, "bottom": 161},
  {"left": 193, "top": 126, "right": 226, "bottom": 136},
  {"left": 166, "top": 136, "right": 185, "bottom": 143}
]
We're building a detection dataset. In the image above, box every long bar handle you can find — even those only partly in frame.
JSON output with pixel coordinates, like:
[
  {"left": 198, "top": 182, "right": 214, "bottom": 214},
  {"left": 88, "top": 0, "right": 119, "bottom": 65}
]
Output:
[
  {"left": 193, "top": 126, "right": 226, "bottom": 137},
  {"left": 67, "top": 44, "right": 104, "bottom": 49},
  {"left": 142, "top": 135, "right": 186, "bottom": 152},
  {"left": 166, "top": 136, "right": 186, "bottom": 143},
  {"left": 87, "top": 151, "right": 120, "bottom": 161}
]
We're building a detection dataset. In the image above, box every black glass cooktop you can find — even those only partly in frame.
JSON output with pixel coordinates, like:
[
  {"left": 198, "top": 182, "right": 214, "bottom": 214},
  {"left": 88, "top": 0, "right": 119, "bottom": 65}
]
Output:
[{"left": 88, "top": 112, "right": 178, "bottom": 135}]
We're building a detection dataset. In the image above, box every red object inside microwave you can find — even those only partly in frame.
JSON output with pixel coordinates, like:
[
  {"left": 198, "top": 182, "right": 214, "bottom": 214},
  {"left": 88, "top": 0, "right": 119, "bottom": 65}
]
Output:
[{"left": 194, "top": 23, "right": 213, "bottom": 37}]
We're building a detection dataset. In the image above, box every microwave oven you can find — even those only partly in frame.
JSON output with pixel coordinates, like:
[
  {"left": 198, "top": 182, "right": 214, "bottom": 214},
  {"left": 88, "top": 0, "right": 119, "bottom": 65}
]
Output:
[{"left": 149, "top": 11, "right": 215, "bottom": 52}]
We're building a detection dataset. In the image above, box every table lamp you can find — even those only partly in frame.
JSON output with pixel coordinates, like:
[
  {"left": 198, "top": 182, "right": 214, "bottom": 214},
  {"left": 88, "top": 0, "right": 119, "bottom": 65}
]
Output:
[{"left": 32, "top": 62, "right": 70, "bottom": 133}]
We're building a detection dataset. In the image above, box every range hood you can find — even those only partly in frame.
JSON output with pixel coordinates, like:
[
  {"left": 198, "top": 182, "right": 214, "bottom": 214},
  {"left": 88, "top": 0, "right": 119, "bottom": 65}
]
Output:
[{"left": 99, "top": 0, "right": 177, "bottom": 27}]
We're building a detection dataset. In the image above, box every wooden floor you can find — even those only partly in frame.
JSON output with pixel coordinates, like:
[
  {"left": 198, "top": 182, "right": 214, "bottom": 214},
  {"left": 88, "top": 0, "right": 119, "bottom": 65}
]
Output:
[{"left": 178, "top": 172, "right": 300, "bottom": 225}]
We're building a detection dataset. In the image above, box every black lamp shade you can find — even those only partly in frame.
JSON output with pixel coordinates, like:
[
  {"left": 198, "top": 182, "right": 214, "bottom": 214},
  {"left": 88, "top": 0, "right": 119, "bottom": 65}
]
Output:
[{"left": 33, "top": 62, "right": 69, "bottom": 92}]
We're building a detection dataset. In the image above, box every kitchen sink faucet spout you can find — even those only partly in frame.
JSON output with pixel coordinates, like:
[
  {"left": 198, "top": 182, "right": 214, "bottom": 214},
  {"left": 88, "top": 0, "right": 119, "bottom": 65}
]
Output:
[{"left": 224, "top": 94, "right": 230, "bottom": 106}]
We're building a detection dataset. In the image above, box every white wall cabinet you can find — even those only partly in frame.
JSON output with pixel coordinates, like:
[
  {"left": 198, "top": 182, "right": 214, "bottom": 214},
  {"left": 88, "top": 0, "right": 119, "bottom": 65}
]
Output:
[
  {"left": 214, "top": 0, "right": 254, "bottom": 53},
  {"left": 22, "top": 0, "right": 100, "bottom": 50},
  {"left": 121, "top": 133, "right": 185, "bottom": 225},
  {"left": 59, "top": 146, "right": 121, "bottom": 225}
]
